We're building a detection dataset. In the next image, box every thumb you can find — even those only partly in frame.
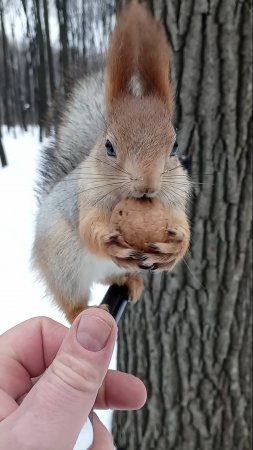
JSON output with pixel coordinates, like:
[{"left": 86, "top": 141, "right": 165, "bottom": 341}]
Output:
[{"left": 11, "top": 309, "right": 117, "bottom": 450}]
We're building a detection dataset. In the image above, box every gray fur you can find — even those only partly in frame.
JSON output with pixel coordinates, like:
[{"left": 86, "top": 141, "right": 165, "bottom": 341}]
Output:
[
  {"left": 35, "top": 174, "right": 79, "bottom": 235},
  {"left": 32, "top": 73, "right": 113, "bottom": 305},
  {"left": 37, "top": 73, "right": 105, "bottom": 201},
  {"left": 32, "top": 168, "right": 125, "bottom": 304}
]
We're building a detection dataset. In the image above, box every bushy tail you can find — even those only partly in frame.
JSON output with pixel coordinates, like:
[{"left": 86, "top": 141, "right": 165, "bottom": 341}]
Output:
[{"left": 105, "top": 1, "right": 172, "bottom": 110}]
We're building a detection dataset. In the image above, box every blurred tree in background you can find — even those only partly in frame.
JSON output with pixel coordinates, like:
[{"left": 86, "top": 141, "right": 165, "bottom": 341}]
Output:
[
  {"left": 0, "top": 0, "right": 115, "bottom": 140},
  {"left": 0, "top": 1, "right": 252, "bottom": 450}
]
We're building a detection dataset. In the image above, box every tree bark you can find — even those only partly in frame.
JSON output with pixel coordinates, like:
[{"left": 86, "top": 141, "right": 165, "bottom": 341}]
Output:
[{"left": 113, "top": 1, "right": 252, "bottom": 449}]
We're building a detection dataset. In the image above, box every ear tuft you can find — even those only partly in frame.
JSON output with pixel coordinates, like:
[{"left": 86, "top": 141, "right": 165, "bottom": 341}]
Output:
[{"left": 105, "top": 2, "right": 172, "bottom": 111}]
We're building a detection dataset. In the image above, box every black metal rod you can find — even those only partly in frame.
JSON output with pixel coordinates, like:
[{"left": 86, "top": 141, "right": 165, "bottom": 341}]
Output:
[
  {"left": 88, "top": 284, "right": 130, "bottom": 424},
  {"left": 100, "top": 284, "right": 129, "bottom": 324}
]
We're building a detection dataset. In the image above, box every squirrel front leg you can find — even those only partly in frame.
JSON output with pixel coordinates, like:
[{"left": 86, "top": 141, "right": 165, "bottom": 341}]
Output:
[
  {"left": 79, "top": 207, "right": 111, "bottom": 258},
  {"left": 79, "top": 206, "right": 146, "bottom": 271},
  {"left": 79, "top": 206, "right": 144, "bottom": 301}
]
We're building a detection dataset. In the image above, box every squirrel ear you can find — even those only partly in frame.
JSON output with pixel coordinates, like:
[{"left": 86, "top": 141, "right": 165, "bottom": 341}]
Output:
[{"left": 105, "top": 2, "right": 173, "bottom": 111}]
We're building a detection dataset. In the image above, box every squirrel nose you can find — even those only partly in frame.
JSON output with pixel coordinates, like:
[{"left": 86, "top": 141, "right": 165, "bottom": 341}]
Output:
[
  {"left": 143, "top": 187, "right": 157, "bottom": 196},
  {"left": 134, "top": 186, "right": 158, "bottom": 198},
  {"left": 132, "top": 173, "right": 161, "bottom": 198}
]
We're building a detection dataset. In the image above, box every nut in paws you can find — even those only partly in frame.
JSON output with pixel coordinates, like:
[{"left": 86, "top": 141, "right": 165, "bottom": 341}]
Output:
[{"left": 107, "top": 198, "right": 190, "bottom": 272}]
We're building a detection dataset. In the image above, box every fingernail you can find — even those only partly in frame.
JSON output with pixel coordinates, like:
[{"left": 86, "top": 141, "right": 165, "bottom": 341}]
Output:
[{"left": 76, "top": 313, "right": 113, "bottom": 352}]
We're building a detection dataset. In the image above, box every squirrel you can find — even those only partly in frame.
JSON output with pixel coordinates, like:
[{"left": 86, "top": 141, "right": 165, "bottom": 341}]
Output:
[{"left": 32, "top": 1, "right": 191, "bottom": 323}]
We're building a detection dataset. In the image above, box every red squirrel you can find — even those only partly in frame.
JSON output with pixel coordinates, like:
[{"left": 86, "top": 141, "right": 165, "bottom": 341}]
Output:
[{"left": 32, "top": 2, "right": 191, "bottom": 323}]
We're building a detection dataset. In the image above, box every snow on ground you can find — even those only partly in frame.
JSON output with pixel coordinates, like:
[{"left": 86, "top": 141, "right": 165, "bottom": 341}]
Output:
[{"left": 0, "top": 126, "right": 115, "bottom": 435}]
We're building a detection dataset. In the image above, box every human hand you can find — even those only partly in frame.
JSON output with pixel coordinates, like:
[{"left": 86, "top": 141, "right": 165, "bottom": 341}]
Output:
[{"left": 0, "top": 309, "right": 146, "bottom": 449}]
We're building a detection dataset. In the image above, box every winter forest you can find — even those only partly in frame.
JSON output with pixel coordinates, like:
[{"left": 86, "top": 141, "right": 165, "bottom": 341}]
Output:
[
  {"left": 0, "top": 1, "right": 252, "bottom": 450},
  {"left": 0, "top": 0, "right": 116, "bottom": 151}
]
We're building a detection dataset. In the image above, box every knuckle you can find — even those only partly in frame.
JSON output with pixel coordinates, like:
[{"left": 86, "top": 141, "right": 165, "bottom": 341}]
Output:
[{"left": 51, "top": 352, "right": 101, "bottom": 394}]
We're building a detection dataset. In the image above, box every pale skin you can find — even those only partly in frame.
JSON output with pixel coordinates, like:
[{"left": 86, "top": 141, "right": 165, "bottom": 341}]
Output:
[{"left": 0, "top": 310, "right": 147, "bottom": 450}]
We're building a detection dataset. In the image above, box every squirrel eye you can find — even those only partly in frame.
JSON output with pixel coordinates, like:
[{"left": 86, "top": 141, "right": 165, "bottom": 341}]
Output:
[
  {"left": 105, "top": 139, "right": 116, "bottom": 157},
  {"left": 170, "top": 141, "right": 178, "bottom": 157}
]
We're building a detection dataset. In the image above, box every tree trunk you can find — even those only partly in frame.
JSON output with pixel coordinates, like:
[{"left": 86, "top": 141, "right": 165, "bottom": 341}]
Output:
[
  {"left": 34, "top": 0, "right": 48, "bottom": 140},
  {"left": 0, "top": 1, "right": 11, "bottom": 129},
  {"left": 0, "top": 127, "right": 7, "bottom": 167},
  {"left": 113, "top": 1, "right": 252, "bottom": 449},
  {"left": 55, "top": 0, "right": 69, "bottom": 96},
  {"left": 43, "top": 0, "right": 55, "bottom": 100},
  {"left": 81, "top": 0, "right": 87, "bottom": 70}
]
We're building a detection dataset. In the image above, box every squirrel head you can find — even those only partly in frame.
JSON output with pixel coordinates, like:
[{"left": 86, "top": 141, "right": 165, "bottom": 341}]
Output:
[
  {"left": 103, "top": 94, "right": 177, "bottom": 197},
  {"left": 91, "top": 96, "right": 189, "bottom": 210},
  {"left": 86, "top": 2, "right": 191, "bottom": 211}
]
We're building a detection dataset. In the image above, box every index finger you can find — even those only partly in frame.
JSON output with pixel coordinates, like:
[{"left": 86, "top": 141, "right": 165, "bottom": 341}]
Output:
[
  {"left": 0, "top": 317, "right": 67, "bottom": 399},
  {"left": 90, "top": 414, "right": 113, "bottom": 450}
]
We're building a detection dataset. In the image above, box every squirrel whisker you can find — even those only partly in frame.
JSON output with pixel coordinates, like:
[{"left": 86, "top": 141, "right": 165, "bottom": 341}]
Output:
[
  {"left": 161, "top": 184, "right": 190, "bottom": 207},
  {"left": 69, "top": 151, "right": 130, "bottom": 177},
  {"left": 85, "top": 154, "right": 131, "bottom": 176},
  {"left": 163, "top": 182, "right": 193, "bottom": 190},
  {"left": 161, "top": 180, "right": 192, "bottom": 195},
  {"left": 59, "top": 175, "right": 129, "bottom": 183},
  {"left": 162, "top": 186, "right": 193, "bottom": 201},
  {"left": 55, "top": 180, "right": 129, "bottom": 208},
  {"left": 160, "top": 188, "right": 185, "bottom": 209},
  {"left": 161, "top": 173, "right": 200, "bottom": 182},
  {"left": 161, "top": 164, "right": 183, "bottom": 175},
  {"left": 159, "top": 192, "right": 180, "bottom": 209},
  {"left": 182, "top": 256, "right": 207, "bottom": 291},
  {"left": 94, "top": 181, "right": 132, "bottom": 206},
  {"left": 76, "top": 180, "right": 128, "bottom": 192},
  {"left": 72, "top": 167, "right": 130, "bottom": 177}
]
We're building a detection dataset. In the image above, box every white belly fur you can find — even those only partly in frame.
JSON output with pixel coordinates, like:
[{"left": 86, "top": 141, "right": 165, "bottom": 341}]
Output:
[{"left": 78, "top": 250, "right": 127, "bottom": 303}]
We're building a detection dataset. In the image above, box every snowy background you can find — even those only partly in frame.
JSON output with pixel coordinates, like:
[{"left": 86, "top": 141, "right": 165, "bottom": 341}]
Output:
[{"left": 0, "top": 126, "right": 114, "bottom": 436}]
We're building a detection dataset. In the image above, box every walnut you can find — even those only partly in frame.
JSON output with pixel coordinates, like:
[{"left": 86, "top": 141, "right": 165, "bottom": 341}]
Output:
[{"left": 110, "top": 198, "right": 171, "bottom": 250}]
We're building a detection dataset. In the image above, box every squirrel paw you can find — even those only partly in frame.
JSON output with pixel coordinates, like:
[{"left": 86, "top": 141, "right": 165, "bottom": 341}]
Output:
[
  {"left": 104, "top": 226, "right": 189, "bottom": 272},
  {"left": 104, "top": 232, "right": 150, "bottom": 271},
  {"left": 126, "top": 275, "right": 144, "bottom": 301},
  {"left": 102, "top": 273, "right": 144, "bottom": 302},
  {"left": 142, "top": 227, "right": 190, "bottom": 271}
]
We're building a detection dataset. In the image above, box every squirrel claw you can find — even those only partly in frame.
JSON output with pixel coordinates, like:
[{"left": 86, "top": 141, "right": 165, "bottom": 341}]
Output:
[
  {"left": 103, "top": 232, "right": 120, "bottom": 244},
  {"left": 105, "top": 231, "right": 148, "bottom": 269},
  {"left": 151, "top": 263, "right": 160, "bottom": 271},
  {"left": 146, "top": 241, "right": 183, "bottom": 255},
  {"left": 167, "top": 228, "right": 177, "bottom": 236},
  {"left": 146, "top": 243, "right": 160, "bottom": 252},
  {"left": 128, "top": 250, "right": 147, "bottom": 261},
  {"left": 167, "top": 228, "right": 184, "bottom": 242},
  {"left": 138, "top": 263, "right": 153, "bottom": 270},
  {"left": 104, "top": 231, "right": 129, "bottom": 248}
]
